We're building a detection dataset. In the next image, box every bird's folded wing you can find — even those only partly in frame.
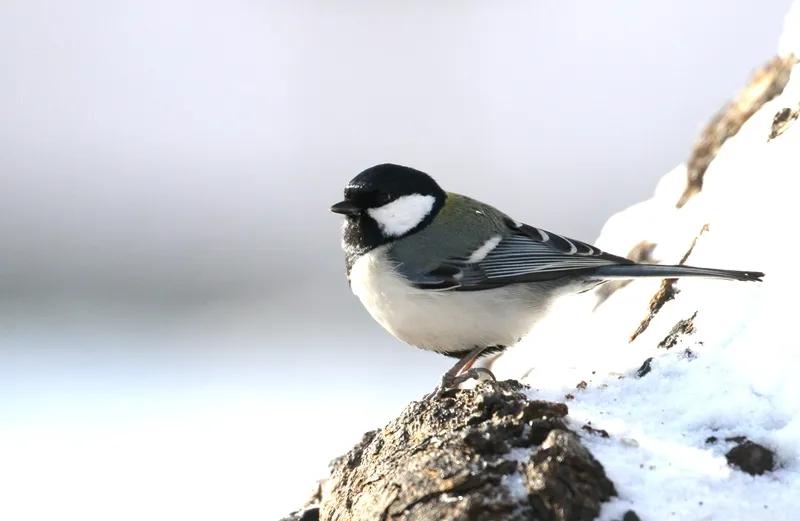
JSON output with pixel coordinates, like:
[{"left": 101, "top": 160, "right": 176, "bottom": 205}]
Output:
[{"left": 410, "top": 223, "right": 632, "bottom": 291}]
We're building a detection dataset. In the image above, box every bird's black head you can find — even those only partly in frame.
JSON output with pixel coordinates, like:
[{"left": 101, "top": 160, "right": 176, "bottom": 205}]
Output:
[{"left": 331, "top": 164, "right": 446, "bottom": 266}]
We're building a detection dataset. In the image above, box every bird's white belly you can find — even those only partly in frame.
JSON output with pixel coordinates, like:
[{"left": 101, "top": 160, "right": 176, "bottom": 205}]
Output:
[{"left": 349, "top": 247, "right": 547, "bottom": 353}]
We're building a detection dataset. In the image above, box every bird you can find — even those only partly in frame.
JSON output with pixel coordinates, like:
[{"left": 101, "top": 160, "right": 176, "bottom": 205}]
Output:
[{"left": 331, "top": 163, "right": 764, "bottom": 390}]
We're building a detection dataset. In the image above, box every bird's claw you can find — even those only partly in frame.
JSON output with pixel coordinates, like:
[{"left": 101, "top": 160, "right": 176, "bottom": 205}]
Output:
[
  {"left": 452, "top": 367, "right": 496, "bottom": 386},
  {"left": 424, "top": 367, "right": 497, "bottom": 400}
]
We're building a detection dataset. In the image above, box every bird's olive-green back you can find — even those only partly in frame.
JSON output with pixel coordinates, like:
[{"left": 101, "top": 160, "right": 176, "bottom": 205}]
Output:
[{"left": 387, "top": 192, "right": 511, "bottom": 275}]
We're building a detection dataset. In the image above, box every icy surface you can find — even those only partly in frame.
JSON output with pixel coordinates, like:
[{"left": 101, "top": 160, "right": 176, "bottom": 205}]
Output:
[{"left": 493, "top": 6, "right": 800, "bottom": 519}]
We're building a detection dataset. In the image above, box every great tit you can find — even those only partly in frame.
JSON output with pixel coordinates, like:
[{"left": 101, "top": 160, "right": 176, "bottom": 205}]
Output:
[{"left": 331, "top": 164, "right": 763, "bottom": 389}]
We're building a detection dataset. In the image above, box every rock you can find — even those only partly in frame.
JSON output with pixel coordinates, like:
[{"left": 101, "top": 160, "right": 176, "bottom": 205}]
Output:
[
  {"left": 657, "top": 311, "right": 698, "bottom": 350},
  {"left": 769, "top": 104, "right": 800, "bottom": 140},
  {"left": 581, "top": 424, "right": 610, "bottom": 438},
  {"left": 290, "top": 380, "right": 616, "bottom": 521},
  {"left": 725, "top": 440, "right": 776, "bottom": 475},
  {"left": 636, "top": 358, "right": 653, "bottom": 378}
]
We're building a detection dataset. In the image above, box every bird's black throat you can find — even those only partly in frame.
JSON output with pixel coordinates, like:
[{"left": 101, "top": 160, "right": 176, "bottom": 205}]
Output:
[
  {"left": 342, "top": 213, "right": 389, "bottom": 273},
  {"left": 342, "top": 192, "right": 446, "bottom": 274}
]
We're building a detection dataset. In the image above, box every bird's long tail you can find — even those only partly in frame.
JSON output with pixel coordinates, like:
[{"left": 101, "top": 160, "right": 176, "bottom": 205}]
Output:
[{"left": 592, "top": 264, "right": 764, "bottom": 282}]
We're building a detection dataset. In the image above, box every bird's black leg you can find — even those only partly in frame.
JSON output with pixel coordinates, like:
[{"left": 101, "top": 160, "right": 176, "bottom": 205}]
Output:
[{"left": 441, "top": 346, "right": 496, "bottom": 389}]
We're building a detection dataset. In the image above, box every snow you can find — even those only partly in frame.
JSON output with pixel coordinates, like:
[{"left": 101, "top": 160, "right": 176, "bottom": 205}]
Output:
[
  {"left": 501, "top": 446, "right": 537, "bottom": 501},
  {"left": 492, "top": 4, "right": 800, "bottom": 519}
]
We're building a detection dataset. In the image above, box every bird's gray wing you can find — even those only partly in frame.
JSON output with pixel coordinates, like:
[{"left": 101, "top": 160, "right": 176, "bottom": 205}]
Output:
[{"left": 410, "top": 219, "right": 633, "bottom": 291}]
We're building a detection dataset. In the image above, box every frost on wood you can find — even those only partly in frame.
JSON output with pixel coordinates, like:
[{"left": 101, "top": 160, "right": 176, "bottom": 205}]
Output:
[{"left": 284, "top": 381, "right": 616, "bottom": 521}]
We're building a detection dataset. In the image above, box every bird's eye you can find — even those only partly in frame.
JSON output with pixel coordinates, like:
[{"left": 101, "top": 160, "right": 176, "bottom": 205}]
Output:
[
  {"left": 358, "top": 190, "right": 390, "bottom": 208},
  {"left": 346, "top": 188, "right": 394, "bottom": 208},
  {"left": 376, "top": 193, "right": 393, "bottom": 206}
]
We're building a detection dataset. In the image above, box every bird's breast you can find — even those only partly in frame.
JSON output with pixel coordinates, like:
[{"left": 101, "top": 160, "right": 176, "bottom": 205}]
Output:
[{"left": 348, "top": 246, "right": 549, "bottom": 353}]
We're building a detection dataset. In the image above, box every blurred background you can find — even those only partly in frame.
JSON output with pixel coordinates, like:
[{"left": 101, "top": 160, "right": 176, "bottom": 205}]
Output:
[{"left": 0, "top": 1, "right": 792, "bottom": 519}]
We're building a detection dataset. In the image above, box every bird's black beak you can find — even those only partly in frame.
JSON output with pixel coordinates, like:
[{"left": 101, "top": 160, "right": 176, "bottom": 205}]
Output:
[{"left": 330, "top": 200, "right": 361, "bottom": 216}]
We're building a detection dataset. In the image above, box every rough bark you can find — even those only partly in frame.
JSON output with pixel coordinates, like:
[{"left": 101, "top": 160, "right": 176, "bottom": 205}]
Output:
[{"left": 283, "top": 381, "right": 616, "bottom": 521}]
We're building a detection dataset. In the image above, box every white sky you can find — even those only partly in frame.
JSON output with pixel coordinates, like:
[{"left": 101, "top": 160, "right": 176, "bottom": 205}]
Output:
[{"left": 0, "top": 0, "right": 792, "bottom": 305}]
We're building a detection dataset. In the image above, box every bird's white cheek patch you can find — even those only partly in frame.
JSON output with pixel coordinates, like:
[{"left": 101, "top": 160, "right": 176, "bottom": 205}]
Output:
[{"left": 367, "top": 194, "right": 436, "bottom": 237}]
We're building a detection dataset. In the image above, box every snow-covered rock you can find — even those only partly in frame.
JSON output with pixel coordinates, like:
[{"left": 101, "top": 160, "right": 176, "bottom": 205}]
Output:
[
  {"left": 285, "top": 381, "right": 615, "bottom": 521},
  {"left": 294, "top": 5, "right": 800, "bottom": 520},
  {"left": 492, "top": 4, "right": 800, "bottom": 519}
]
